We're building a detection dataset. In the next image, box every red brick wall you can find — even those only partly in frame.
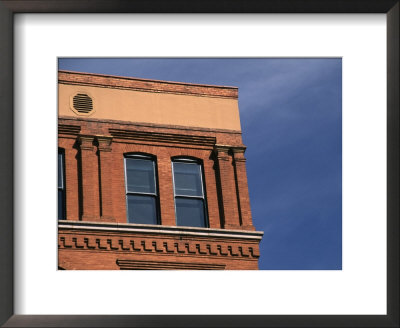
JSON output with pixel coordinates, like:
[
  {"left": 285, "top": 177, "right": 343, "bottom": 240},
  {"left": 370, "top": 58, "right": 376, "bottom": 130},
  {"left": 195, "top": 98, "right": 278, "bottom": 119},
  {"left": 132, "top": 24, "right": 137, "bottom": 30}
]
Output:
[
  {"left": 58, "top": 227, "right": 260, "bottom": 270},
  {"left": 59, "top": 117, "right": 254, "bottom": 229},
  {"left": 58, "top": 116, "right": 260, "bottom": 269}
]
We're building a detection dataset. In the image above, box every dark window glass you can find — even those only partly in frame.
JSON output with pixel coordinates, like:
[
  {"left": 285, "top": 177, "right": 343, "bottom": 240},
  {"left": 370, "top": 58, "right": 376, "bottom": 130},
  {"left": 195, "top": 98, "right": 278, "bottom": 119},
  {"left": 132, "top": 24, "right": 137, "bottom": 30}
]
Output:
[
  {"left": 175, "top": 197, "right": 205, "bottom": 227},
  {"left": 172, "top": 159, "right": 208, "bottom": 228},
  {"left": 127, "top": 195, "right": 158, "bottom": 225},
  {"left": 173, "top": 162, "right": 203, "bottom": 196},
  {"left": 125, "top": 155, "right": 159, "bottom": 225},
  {"left": 58, "top": 153, "right": 63, "bottom": 189},
  {"left": 125, "top": 158, "right": 155, "bottom": 194},
  {"left": 58, "top": 189, "right": 64, "bottom": 220},
  {"left": 58, "top": 150, "right": 65, "bottom": 220}
]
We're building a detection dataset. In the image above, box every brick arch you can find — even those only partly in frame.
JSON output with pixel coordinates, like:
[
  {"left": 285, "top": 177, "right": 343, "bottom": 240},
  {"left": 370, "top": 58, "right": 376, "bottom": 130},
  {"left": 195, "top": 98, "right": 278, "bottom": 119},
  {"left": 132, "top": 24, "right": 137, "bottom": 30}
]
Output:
[
  {"left": 171, "top": 154, "right": 203, "bottom": 163},
  {"left": 124, "top": 151, "right": 157, "bottom": 160},
  {"left": 167, "top": 148, "right": 212, "bottom": 161}
]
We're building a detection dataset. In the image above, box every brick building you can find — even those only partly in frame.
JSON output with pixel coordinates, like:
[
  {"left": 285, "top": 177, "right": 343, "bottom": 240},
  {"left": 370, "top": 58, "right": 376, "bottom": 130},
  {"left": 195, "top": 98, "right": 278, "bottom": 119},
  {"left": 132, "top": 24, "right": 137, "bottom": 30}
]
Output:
[{"left": 58, "top": 70, "right": 263, "bottom": 270}]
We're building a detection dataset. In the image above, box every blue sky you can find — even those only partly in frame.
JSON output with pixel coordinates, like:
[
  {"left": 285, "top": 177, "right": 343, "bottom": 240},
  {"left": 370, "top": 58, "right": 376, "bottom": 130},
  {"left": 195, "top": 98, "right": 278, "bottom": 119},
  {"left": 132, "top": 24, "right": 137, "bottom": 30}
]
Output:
[{"left": 59, "top": 58, "right": 342, "bottom": 270}]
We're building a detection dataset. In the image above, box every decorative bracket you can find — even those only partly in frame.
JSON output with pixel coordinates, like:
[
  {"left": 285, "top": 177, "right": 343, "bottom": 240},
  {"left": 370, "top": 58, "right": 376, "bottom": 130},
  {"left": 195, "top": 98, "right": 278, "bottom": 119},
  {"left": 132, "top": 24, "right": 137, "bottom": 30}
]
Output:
[
  {"left": 213, "top": 144, "right": 230, "bottom": 161},
  {"left": 77, "top": 135, "right": 95, "bottom": 151},
  {"left": 97, "top": 135, "right": 113, "bottom": 152},
  {"left": 232, "top": 146, "right": 247, "bottom": 162}
]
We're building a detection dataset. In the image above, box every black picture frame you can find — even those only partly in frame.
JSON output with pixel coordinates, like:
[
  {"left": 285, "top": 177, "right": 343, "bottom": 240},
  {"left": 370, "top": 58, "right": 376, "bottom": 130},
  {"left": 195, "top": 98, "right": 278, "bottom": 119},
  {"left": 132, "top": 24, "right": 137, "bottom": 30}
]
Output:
[{"left": 0, "top": 1, "right": 398, "bottom": 327}]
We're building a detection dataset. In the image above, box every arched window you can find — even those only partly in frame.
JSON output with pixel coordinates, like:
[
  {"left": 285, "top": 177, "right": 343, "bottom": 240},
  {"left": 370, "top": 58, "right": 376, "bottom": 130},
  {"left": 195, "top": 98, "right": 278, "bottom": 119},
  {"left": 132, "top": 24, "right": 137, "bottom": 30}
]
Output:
[
  {"left": 58, "top": 148, "right": 66, "bottom": 220},
  {"left": 172, "top": 158, "right": 208, "bottom": 228},
  {"left": 124, "top": 154, "right": 159, "bottom": 225}
]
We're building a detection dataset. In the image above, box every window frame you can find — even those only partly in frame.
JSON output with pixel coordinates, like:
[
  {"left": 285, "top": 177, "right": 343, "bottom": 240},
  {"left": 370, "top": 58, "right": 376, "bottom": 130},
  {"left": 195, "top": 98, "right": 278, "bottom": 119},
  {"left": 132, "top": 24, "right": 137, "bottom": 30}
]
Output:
[
  {"left": 124, "top": 153, "right": 160, "bottom": 225},
  {"left": 58, "top": 148, "right": 66, "bottom": 220},
  {"left": 171, "top": 157, "right": 209, "bottom": 228}
]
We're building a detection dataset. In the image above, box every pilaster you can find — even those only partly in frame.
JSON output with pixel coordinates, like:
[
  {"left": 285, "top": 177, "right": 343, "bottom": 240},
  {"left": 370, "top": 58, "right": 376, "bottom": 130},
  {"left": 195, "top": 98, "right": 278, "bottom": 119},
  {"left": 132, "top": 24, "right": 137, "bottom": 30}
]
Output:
[
  {"left": 78, "top": 135, "right": 100, "bottom": 221},
  {"left": 232, "top": 147, "right": 255, "bottom": 231},
  {"left": 97, "top": 135, "right": 115, "bottom": 222},
  {"left": 214, "top": 145, "right": 240, "bottom": 229},
  {"left": 157, "top": 153, "right": 176, "bottom": 226},
  {"left": 202, "top": 157, "right": 222, "bottom": 229}
]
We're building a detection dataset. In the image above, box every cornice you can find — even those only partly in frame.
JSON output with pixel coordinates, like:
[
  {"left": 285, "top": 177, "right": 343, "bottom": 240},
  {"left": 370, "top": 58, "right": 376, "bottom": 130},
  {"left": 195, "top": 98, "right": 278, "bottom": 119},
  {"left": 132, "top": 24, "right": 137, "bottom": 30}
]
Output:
[
  {"left": 58, "top": 116, "right": 242, "bottom": 135},
  {"left": 109, "top": 128, "right": 216, "bottom": 147},
  {"left": 58, "top": 70, "right": 238, "bottom": 99},
  {"left": 58, "top": 220, "right": 263, "bottom": 240},
  {"left": 58, "top": 232, "right": 260, "bottom": 259},
  {"left": 58, "top": 124, "right": 81, "bottom": 135}
]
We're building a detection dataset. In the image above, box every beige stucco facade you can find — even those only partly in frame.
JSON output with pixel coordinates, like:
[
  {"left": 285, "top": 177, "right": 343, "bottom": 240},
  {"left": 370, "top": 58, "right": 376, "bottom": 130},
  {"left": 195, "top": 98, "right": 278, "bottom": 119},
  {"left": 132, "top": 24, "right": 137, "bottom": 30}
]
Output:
[{"left": 58, "top": 73, "right": 242, "bottom": 131}]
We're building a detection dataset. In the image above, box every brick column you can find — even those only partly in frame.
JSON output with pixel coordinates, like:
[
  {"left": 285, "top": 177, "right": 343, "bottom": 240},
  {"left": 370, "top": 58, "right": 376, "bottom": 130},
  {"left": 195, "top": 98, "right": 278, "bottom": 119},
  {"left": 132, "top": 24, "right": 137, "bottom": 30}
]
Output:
[
  {"left": 232, "top": 147, "right": 255, "bottom": 231},
  {"left": 202, "top": 157, "right": 222, "bottom": 229},
  {"left": 157, "top": 153, "right": 176, "bottom": 226},
  {"left": 97, "top": 136, "right": 115, "bottom": 222},
  {"left": 78, "top": 135, "right": 100, "bottom": 221},
  {"left": 214, "top": 145, "right": 240, "bottom": 229}
]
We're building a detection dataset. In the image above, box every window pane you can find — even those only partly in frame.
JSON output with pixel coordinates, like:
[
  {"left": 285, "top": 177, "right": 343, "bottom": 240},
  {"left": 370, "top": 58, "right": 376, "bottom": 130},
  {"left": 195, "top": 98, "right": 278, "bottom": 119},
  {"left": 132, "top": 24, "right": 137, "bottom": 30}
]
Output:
[
  {"left": 58, "top": 152, "right": 63, "bottom": 189},
  {"left": 175, "top": 197, "right": 205, "bottom": 227},
  {"left": 126, "top": 158, "right": 155, "bottom": 194},
  {"left": 58, "top": 189, "right": 64, "bottom": 220},
  {"left": 173, "top": 162, "right": 203, "bottom": 196},
  {"left": 127, "top": 194, "right": 158, "bottom": 224}
]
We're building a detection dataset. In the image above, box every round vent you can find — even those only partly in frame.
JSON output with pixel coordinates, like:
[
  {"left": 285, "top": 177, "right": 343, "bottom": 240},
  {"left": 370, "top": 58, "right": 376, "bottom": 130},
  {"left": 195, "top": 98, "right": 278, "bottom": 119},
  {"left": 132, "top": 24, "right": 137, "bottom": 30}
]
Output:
[{"left": 72, "top": 93, "right": 93, "bottom": 114}]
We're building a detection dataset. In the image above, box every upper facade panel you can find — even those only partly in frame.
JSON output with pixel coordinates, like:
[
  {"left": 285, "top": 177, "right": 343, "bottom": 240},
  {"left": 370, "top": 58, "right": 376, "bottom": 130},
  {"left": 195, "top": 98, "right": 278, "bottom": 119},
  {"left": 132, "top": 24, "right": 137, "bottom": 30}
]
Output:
[{"left": 58, "top": 71, "right": 242, "bottom": 131}]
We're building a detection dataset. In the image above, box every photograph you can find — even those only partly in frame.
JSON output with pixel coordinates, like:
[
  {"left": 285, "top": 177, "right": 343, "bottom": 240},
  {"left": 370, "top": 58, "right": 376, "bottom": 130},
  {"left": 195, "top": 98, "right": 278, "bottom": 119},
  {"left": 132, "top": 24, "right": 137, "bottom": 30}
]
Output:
[
  {"left": 1, "top": 2, "right": 396, "bottom": 325},
  {"left": 58, "top": 58, "right": 342, "bottom": 270}
]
